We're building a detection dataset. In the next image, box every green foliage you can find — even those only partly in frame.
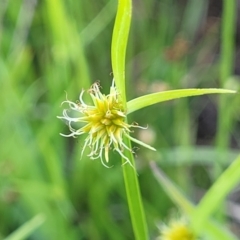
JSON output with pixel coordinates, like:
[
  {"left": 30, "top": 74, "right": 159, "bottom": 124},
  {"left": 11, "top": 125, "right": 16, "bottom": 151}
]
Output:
[
  {"left": 4, "top": 214, "right": 45, "bottom": 240},
  {"left": 0, "top": 0, "right": 240, "bottom": 239},
  {"left": 111, "top": 1, "right": 149, "bottom": 239},
  {"left": 127, "top": 88, "right": 235, "bottom": 114}
]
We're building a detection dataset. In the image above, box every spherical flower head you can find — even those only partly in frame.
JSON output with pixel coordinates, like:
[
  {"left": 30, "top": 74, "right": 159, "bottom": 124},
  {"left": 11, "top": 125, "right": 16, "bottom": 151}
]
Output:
[
  {"left": 158, "top": 220, "right": 196, "bottom": 240},
  {"left": 58, "top": 80, "right": 155, "bottom": 167}
]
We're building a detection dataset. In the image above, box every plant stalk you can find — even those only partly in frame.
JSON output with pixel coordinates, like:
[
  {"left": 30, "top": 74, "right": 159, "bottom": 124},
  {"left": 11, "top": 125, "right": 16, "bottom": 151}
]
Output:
[{"left": 111, "top": 0, "right": 148, "bottom": 239}]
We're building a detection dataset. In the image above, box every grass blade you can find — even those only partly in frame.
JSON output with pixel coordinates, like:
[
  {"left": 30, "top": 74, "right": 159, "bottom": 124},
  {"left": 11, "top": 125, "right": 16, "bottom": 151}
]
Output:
[
  {"left": 127, "top": 88, "right": 236, "bottom": 114},
  {"left": 150, "top": 161, "right": 237, "bottom": 240},
  {"left": 111, "top": 0, "right": 132, "bottom": 103},
  {"left": 4, "top": 214, "right": 45, "bottom": 240},
  {"left": 192, "top": 154, "right": 240, "bottom": 234}
]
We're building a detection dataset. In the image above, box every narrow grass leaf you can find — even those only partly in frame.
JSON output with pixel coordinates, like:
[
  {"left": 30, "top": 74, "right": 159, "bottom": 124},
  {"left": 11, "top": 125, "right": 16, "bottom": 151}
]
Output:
[
  {"left": 216, "top": 0, "right": 237, "bottom": 170},
  {"left": 4, "top": 214, "right": 45, "bottom": 240},
  {"left": 81, "top": 0, "right": 115, "bottom": 46},
  {"left": 192, "top": 154, "right": 240, "bottom": 234},
  {"left": 111, "top": 0, "right": 132, "bottom": 102},
  {"left": 150, "top": 161, "right": 194, "bottom": 214},
  {"left": 127, "top": 88, "right": 236, "bottom": 114},
  {"left": 150, "top": 161, "right": 237, "bottom": 240}
]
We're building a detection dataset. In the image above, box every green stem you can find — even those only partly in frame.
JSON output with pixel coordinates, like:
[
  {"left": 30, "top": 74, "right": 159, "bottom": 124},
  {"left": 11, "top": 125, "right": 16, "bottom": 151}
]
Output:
[
  {"left": 122, "top": 137, "right": 148, "bottom": 240},
  {"left": 111, "top": 1, "right": 148, "bottom": 239},
  {"left": 216, "top": 0, "right": 236, "bottom": 165}
]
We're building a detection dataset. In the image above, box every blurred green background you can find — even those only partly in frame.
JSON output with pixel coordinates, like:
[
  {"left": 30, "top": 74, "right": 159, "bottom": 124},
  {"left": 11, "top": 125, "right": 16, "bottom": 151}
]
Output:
[{"left": 1, "top": 0, "right": 240, "bottom": 239}]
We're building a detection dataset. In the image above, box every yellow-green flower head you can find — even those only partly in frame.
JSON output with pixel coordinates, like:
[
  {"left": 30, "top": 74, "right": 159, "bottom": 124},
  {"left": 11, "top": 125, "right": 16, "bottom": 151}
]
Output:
[
  {"left": 159, "top": 220, "right": 196, "bottom": 240},
  {"left": 58, "top": 80, "right": 155, "bottom": 167}
]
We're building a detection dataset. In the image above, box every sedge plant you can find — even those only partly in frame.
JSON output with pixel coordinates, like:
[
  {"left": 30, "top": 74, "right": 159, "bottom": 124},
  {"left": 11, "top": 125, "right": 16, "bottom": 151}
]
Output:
[{"left": 58, "top": 0, "right": 236, "bottom": 239}]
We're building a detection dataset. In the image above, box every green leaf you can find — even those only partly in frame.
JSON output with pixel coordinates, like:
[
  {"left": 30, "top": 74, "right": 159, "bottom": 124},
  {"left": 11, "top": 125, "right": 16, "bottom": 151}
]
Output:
[
  {"left": 80, "top": 0, "right": 116, "bottom": 46},
  {"left": 127, "top": 88, "right": 236, "bottom": 114},
  {"left": 192, "top": 154, "right": 240, "bottom": 235},
  {"left": 150, "top": 162, "right": 237, "bottom": 240},
  {"left": 111, "top": 0, "right": 132, "bottom": 103},
  {"left": 4, "top": 214, "right": 45, "bottom": 240}
]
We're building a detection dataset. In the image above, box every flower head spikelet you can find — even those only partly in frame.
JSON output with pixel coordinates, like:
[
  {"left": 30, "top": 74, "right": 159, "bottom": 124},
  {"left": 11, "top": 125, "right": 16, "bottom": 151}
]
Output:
[
  {"left": 158, "top": 219, "right": 196, "bottom": 240},
  {"left": 58, "top": 80, "right": 155, "bottom": 167}
]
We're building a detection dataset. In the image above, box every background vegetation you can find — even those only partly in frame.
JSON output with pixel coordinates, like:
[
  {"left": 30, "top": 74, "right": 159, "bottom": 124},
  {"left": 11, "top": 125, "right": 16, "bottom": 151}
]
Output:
[{"left": 1, "top": 0, "right": 240, "bottom": 239}]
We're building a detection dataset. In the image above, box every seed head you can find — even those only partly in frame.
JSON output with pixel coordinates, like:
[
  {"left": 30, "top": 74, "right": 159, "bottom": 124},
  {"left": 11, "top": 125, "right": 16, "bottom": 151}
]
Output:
[
  {"left": 58, "top": 80, "right": 155, "bottom": 167},
  {"left": 158, "top": 220, "right": 196, "bottom": 240}
]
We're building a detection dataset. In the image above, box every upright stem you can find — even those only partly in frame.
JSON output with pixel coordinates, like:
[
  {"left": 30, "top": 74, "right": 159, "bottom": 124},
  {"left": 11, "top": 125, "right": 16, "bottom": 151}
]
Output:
[
  {"left": 111, "top": 1, "right": 148, "bottom": 239},
  {"left": 216, "top": 0, "right": 236, "bottom": 171},
  {"left": 122, "top": 137, "right": 148, "bottom": 240}
]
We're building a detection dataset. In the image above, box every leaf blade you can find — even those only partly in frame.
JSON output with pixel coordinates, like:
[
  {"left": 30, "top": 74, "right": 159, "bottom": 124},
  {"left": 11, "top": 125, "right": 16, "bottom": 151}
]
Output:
[{"left": 127, "top": 88, "right": 236, "bottom": 114}]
